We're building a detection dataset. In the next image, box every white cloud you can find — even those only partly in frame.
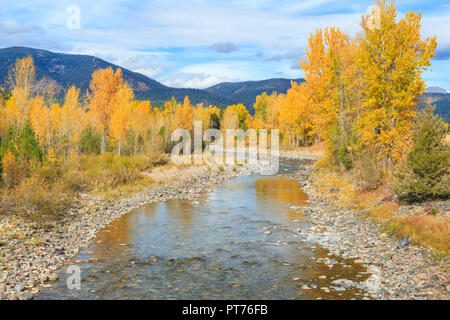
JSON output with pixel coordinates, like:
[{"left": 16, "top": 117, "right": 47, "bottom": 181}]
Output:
[
  {"left": 64, "top": 42, "right": 171, "bottom": 77},
  {"left": 159, "top": 60, "right": 268, "bottom": 88},
  {"left": 161, "top": 73, "right": 227, "bottom": 89}
]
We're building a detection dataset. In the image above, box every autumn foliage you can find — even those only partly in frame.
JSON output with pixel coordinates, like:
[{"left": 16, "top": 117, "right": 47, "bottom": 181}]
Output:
[
  {"left": 0, "top": 0, "right": 446, "bottom": 219},
  {"left": 252, "top": 0, "right": 438, "bottom": 191}
]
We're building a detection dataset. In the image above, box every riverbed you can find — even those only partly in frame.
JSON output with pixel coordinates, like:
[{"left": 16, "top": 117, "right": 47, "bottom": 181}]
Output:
[{"left": 36, "top": 168, "right": 370, "bottom": 300}]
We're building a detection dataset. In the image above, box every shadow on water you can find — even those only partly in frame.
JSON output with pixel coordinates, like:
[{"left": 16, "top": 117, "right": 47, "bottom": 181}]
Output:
[{"left": 36, "top": 173, "right": 369, "bottom": 300}]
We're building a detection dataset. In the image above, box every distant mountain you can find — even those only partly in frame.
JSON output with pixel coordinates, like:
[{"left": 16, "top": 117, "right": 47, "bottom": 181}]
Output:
[
  {"left": 426, "top": 87, "right": 447, "bottom": 94},
  {"left": 0, "top": 47, "right": 233, "bottom": 106},
  {"left": 0, "top": 47, "right": 305, "bottom": 111},
  {"left": 205, "top": 78, "right": 304, "bottom": 113},
  {"left": 420, "top": 91, "right": 450, "bottom": 123}
]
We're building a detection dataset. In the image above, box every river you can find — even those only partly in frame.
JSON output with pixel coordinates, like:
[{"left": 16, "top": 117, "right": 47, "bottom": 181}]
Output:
[{"left": 36, "top": 163, "right": 369, "bottom": 300}]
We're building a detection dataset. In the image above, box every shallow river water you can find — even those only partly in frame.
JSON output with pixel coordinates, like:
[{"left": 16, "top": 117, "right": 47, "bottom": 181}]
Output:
[{"left": 37, "top": 167, "right": 369, "bottom": 300}]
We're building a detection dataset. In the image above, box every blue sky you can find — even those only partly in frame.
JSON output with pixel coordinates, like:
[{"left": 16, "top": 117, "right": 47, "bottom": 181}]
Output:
[{"left": 1, "top": 0, "right": 449, "bottom": 90}]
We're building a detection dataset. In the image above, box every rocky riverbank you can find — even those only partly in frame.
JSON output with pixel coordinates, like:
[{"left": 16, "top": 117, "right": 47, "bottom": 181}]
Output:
[
  {"left": 1, "top": 157, "right": 448, "bottom": 300},
  {"left": 283, "top": 158, "right": 449, "bottom": 300},
  {"left": 0, "top": 163, "right": 258, "bottom": 300}
]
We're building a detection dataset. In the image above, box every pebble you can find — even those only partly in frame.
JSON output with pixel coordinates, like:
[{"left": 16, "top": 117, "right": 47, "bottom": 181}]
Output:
[
  {"left": 301, "top": 285, "right": 311, "bottom": 290},
  {"left": 21, "top": 291, "right": 33, "bottom": 300}
]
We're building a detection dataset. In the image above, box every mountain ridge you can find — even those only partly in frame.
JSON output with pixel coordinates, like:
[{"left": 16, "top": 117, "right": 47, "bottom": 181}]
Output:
[
  {"left": 205, "top": 78, "right": 305, "bottom": 111},
  {"left": 0, "top": 47, "right": 235, "bottom": 107},
  {"left": 0, "top": 47, "right": 304, "bottom": 111}
]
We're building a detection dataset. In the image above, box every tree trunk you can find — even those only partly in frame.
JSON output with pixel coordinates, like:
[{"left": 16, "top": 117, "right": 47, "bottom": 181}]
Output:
[{"left": 101, "top": 133, "right": 106, "bottom": 154}]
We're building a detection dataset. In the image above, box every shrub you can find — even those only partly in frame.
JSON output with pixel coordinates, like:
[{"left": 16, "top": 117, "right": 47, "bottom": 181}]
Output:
[
  {"left": 354, "top": 152, "right": 385, "bottom": 191},
  {"left": 62, "top": 168, "right": 87, "bottom": 192},
  {"left": 393, "top": 104, "right": 450, "bottom": 202},
  {"left": 13, "top": 175, "right": 71, "bottom": 222},
  {"left": 337, "top": 145, "right": 352, "bottom": 170},
  {"left": 78, "top": 152, "right": 169, "bottom": 191},
  {"left": 79, "top": 127, "right": 102, "bottom": 155},
  {"left": 1, "top": 150, "right": 21, "bottom": 190},
  {"left": 79, "top": 153, "right": 139, "bottom": 189}
]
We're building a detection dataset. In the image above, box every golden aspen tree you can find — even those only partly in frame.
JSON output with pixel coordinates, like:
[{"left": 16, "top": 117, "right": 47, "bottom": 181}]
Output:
[
  {"left": 285, "top": 82, "right": 314, "bottom": 146},
  {"left": 170, "top": 99, "right": 184, "bottom": 133},
  {"left": 221, "top": 105, "right": 237, "bottom": 132},
  {"left": 358, "top": 0, "right": 437, "bottom": 174},
  {"left": 60, "top": 86, "right": 84, "bottom": 156},
  {"left": 0, "top": 104, "right": 6, "bottom": 137},
  {"left": 150, "top": 106, "right": 165, "bottom": 152},
  {"left": 110, "top": 83, "right": 134, "bottom": 155},
  {"left": 130, "top": 100, "right": 152, "bottom": 154},
  {"left": 207, "top": 105, "right": 221, "bottom": 130},
  {"left": 266, "top": 92, "right": 282, "bottom": 130},
  {"left": 29, "top": 96, "right": 51, "bottom": 152},
  {"left": 327, "top": 37, "right": 363, "bottom": 169},
  {"left": 50, "top": 103, "right": 62, "bottom": 152},
  {"left": 181, "top": 96, "right": 193, "bottom": 130},
  {"left": 87, "top": 67, "right": 124, "bottom": 153},
  {"left": 300, "top": 27, "right": 350, "bottom": 143},
  {"left": 299, "top": 28, "right": 332, "bottom": 141},
  {"left": 1, "top": 96, "right": 18, "bottom": 136},
  {"left": 299, "top": 26, "right": 365, "bottom": 166},
  {"left": 7, "top": 56, "right": 35, "bottom": 127}
]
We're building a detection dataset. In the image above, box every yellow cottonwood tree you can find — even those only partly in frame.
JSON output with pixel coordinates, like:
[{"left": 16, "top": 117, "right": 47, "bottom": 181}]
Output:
[
  {"left": 87, "top": 67, "right": 125, "bottom": 153},
  {"left": 7, "top": 56, "right": 35, "bottom": 127},
  {"left": 130, "top": 100, "right": 152, "bottom": 154},
  {"left": 29, "top": 96, "right": 51, "bottom": 151},
  {"left": 59, "top": 86, "right": 84, "bottom": 156},
  {"left": 358, "top": 0, "right": 437, "bottom": 171},
  {"left": 110, "top": 83, "right": 134, "bottom": 155},
  {"left": 180, "top": 96, "right": 193, "bottom": 131},
  {"left": 300, "top": 27, "right": 350, "bottom": 141}
]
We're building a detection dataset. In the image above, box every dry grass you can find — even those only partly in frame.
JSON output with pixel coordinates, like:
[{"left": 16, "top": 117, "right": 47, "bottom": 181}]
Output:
[
  {"left": 78, "top": 152, "right": 171, "bottom": 199},
  {"left": 393, "top": 215, "right": 449, "bottom": 255},
  {"left": 310, "top": 168, "right": 450, "bottom": 256},
  {"left": 0, "top": 152, "right": 171, "bottom": 217},
  {"left": 445, "top": 134, "right": 450, "bottom": 145},
  {"left": 365, "top": 203, "right": 450, "bottom": 256},
  {"left": 280, "top": 142, "right": 326, "bottom": 158},
  {"left": 97, "top": 175, "right": 155, "bottom": 199},
  {"left": 309, "top": 168, "right": 385, "bottom": 210}
]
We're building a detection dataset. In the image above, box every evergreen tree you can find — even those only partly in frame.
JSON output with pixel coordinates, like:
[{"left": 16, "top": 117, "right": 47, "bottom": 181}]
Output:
[
  {"left": 0, "top": 122, "right": 43, "bottom": 163},
  {"left": 78, "top": 128, "right": 102, "bottom": 155},
  {"left": 210, "top": 112, "right": 221, "bottom": 130},
  {"left": 0, "top": 122, "right": 43, "bottom": 180},
  {"left": 393, "top": 104, "right": 450, "bottom": 202}
]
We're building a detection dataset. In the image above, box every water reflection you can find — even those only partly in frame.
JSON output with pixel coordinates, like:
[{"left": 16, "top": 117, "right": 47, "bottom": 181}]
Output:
[
  {"left": 254, "top": 177, "right": 309, "bottom": 219},
  {"left": 36, "top": 174, "right": 368, "bottom": 300}
]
